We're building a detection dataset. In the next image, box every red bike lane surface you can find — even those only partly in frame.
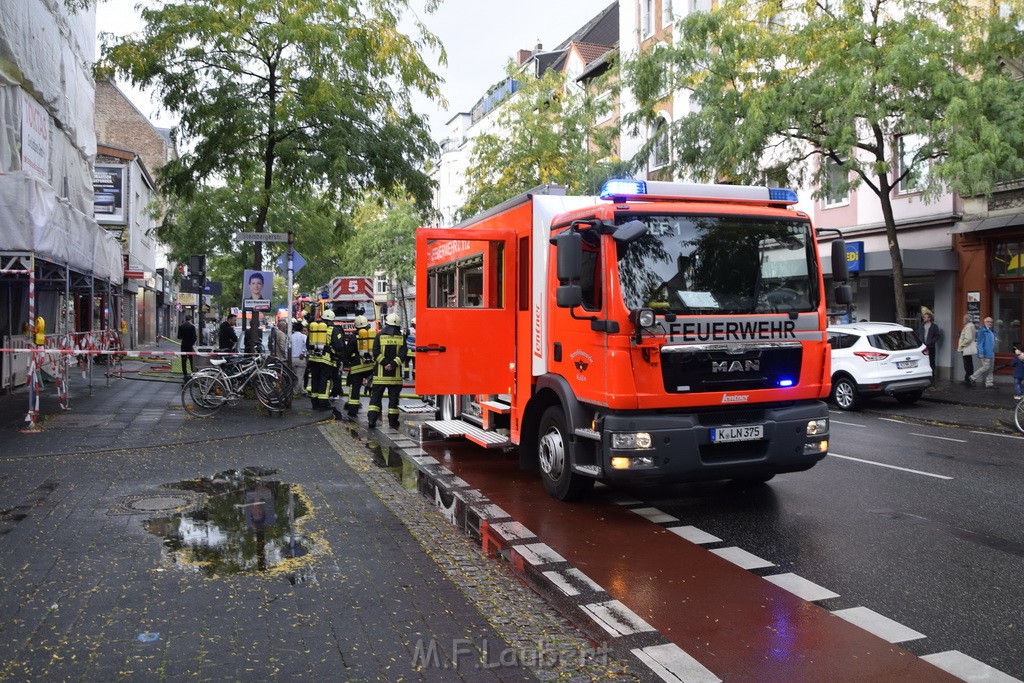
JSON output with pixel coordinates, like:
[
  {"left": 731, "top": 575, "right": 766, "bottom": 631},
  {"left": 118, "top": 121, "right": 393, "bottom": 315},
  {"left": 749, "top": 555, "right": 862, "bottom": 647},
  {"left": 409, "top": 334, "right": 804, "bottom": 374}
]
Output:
[{"left": 433, "top": 448, "right": 954, "bottom": 682}]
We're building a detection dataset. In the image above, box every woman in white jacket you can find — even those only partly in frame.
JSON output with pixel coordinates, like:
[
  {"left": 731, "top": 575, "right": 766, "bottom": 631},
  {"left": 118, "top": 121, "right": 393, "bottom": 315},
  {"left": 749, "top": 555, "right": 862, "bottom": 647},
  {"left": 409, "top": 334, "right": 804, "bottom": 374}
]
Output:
[{"left": 957, "top": 313, "right": 977, "bottom": 385}]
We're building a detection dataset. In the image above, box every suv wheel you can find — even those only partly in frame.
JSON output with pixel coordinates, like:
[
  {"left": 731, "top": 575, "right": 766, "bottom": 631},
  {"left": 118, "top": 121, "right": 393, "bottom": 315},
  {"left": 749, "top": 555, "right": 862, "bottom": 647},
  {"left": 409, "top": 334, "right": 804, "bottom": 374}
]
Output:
[{"left": 831, "top": 376, "right": 860, "bottom": 411}]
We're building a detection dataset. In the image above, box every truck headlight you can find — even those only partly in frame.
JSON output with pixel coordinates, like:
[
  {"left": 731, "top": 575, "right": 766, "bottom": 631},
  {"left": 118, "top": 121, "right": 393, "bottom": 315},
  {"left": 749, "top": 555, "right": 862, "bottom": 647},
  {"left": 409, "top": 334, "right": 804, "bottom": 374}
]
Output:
[
  {"left": 610, "top": 432, "right": 653, "bottom": 449},
  {"left": 805, "top": 419, "right": 828, "bottom": 436}
]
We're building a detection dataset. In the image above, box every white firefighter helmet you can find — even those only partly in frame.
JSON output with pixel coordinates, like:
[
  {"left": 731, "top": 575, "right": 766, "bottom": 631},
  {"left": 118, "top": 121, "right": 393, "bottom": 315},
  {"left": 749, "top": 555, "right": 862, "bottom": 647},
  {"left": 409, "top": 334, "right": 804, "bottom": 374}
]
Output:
[
  {"left": 321, "top": 308, "right": 336, "bottom": 321},
  {"left": 384, "top": 313, "right": 401, "bottom": 327},
  {"left": 411, "top": 317, "right": 416, "bottom": 326},
  {"left": 353, "top": 315, "right": 370, "bottom": 329}
]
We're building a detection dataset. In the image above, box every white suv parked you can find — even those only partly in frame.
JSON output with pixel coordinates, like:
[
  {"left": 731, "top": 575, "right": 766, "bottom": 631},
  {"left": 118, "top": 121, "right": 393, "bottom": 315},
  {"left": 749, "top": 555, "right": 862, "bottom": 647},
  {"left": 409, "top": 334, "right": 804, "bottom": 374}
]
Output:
[{"left": 826, "top": 322, "right": 933, "bottom": 411}]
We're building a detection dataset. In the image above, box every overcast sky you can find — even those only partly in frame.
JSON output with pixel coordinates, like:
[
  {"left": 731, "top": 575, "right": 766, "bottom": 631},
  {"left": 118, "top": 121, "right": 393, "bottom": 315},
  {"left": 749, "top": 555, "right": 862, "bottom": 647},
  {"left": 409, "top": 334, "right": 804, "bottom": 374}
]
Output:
[{"left": 95, "top": 0, "right": 614, "bottom": 139}]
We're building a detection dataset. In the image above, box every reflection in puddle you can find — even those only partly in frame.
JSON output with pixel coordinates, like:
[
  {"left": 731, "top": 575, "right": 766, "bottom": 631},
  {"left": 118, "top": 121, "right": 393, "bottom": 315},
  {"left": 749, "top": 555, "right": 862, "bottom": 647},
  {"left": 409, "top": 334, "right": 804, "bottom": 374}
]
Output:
[
  {"left": 368, "top": 443, "right": 416, "bottom": 489},
  {"left": 144, "top": 466, "right": 318, "bottom": 578}
]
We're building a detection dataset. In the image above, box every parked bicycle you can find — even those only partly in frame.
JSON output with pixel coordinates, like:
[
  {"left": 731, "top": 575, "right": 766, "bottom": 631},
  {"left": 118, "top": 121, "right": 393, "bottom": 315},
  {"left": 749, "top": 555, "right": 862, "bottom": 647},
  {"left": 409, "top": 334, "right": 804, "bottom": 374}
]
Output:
[
  {"left": 1016, "top": 396, "right": 1023, "bottom": 433},
  {"left": 181, "top": 354, "right": 296, "bottom": 417}
]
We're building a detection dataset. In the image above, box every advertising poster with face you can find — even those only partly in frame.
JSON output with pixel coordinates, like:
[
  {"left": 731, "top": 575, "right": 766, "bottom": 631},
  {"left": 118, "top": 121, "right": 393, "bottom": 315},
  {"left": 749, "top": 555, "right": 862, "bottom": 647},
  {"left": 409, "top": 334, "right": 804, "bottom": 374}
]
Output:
[{"left": 243, "top": 270, "right": 273, "bottom": 312}]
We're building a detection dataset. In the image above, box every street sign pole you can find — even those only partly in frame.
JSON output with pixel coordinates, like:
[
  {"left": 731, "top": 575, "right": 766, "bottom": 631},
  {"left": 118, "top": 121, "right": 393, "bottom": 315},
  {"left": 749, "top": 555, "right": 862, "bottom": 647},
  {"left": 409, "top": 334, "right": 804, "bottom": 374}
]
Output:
[{"left": 287, "top": 232, "right": 294, "bottom": 364}]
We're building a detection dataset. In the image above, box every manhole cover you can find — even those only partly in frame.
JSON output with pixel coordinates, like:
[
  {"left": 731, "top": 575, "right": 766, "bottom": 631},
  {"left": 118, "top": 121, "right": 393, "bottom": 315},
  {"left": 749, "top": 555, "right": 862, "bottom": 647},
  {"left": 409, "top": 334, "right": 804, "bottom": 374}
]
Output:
[{"left": 109, "top": 492, "right": 205, "bottom": 516}]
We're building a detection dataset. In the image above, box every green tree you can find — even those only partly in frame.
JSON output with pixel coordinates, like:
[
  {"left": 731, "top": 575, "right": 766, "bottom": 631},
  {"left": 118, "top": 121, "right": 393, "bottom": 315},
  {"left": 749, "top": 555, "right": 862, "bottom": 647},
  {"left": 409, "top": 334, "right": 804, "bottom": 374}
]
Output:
[
  {"left": 98, "top": 0, "right": 444, "bottom": 341},
  {"left": 341, "top": 195, "right": 422, "bottom": 322},
  {"left": 626, "top": 0, "right": 1024, "bottom": 322},
  {"left": 458, "top": 64, "right": 619, "bottom": 220}
]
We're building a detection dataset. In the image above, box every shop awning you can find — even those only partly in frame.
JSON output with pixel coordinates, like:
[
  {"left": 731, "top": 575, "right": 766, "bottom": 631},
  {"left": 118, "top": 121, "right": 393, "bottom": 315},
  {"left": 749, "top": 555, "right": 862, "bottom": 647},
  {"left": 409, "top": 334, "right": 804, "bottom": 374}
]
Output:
[{"left": 951, "top": 212, "right": 1024, "bottom": 234}]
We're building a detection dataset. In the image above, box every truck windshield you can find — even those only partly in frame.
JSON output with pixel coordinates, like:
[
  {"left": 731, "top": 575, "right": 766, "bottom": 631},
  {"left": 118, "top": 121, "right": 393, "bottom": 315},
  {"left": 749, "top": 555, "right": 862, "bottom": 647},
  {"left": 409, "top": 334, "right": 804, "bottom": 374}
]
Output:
[{"left": 616, "top": 214, "right": 819, "bottom": 315}]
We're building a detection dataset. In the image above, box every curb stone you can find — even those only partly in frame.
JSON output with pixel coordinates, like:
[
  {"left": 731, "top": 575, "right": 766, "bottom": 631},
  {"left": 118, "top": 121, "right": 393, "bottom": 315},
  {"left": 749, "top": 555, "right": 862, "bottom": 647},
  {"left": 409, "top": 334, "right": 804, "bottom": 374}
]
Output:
[{"left": 320, "top": 423, "right": 644, "bottom": 683}]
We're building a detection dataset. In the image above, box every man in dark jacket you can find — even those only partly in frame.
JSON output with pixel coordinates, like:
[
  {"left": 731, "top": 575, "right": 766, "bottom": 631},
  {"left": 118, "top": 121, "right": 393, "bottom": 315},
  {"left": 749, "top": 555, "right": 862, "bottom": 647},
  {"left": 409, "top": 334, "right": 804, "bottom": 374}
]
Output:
[
  {"left": 177, "top": 315, "right": 198, "bottom": 381},
  {"left": 916, "top": 308, "right": 943, "bottom": 374},
  {"left": 218, "top": 314, "right": 238, "bottom": 352}
]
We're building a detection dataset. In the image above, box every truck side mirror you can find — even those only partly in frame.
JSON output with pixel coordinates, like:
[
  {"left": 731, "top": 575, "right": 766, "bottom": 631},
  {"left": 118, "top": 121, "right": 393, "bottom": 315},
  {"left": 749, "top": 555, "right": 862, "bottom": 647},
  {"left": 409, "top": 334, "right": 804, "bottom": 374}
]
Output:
[
  {"left": 553, "top": 230, "right": 582, "bottom": 283},
  {"left": 557, "top": 285, "right": 582, "bottom": 308},
  {"left": 834, "top": 284, "right": 852, "bottom": 305},
  {"left": 613, "top": 220, "right": 648, "bottom": 244},
  {"left": 831, "top": 239, "right": 849, "bottom": 284}
]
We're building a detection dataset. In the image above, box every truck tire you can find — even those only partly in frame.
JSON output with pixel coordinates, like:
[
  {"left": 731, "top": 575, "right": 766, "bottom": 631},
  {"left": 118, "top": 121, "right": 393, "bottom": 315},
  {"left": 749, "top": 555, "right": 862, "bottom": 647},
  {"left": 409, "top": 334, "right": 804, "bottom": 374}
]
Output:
[
  {"left": 435, "top": 395, "right": 458, "bottom": 421},
  {"left": 537, "top": 405, "right": 593, "bottom": 501}
]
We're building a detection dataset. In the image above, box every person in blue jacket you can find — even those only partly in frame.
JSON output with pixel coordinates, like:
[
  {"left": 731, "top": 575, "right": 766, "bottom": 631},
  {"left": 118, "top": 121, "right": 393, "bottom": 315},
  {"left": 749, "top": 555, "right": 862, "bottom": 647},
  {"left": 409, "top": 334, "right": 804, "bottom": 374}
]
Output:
[
  {"left": 967, "top": 317, "right": 996, "bottom": 388},
  {"left": 1011, "top": 343, "right": 1024, "bottom": 400}
]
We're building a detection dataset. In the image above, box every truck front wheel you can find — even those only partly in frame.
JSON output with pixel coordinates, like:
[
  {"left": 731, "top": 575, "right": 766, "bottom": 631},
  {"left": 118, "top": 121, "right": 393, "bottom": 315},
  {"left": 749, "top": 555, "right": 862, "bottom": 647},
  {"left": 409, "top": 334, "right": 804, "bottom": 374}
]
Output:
[{"left": 537, "top": 406, "right": 593, "bottom": 501}]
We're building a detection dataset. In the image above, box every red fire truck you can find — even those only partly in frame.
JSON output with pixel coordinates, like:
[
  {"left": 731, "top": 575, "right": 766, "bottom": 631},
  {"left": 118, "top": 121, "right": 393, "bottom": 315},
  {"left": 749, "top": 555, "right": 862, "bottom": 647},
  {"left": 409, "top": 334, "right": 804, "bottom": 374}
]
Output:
[{"left": 415, "top": 181, "right": 850, "bottom": 500}]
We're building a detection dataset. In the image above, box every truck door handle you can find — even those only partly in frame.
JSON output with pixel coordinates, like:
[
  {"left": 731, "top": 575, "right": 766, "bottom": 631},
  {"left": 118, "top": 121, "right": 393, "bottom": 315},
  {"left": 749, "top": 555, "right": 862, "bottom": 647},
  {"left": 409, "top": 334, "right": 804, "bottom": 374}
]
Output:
[{"left": 416, "top": 345, "right": 446, "bottom": 353}]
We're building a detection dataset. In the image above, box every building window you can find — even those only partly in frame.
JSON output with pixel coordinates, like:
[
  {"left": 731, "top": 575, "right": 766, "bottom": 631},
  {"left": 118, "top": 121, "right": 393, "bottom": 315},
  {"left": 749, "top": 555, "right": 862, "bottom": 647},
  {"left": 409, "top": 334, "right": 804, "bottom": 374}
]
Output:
[
  {"left": 375, "top": 274, "right": 389, "bottom": 297},
  {"left": 994, "top": 240, "right": 1024, "bottom": 278},
  {"left": 823, "top": 158, "right": 849, "bottom": 206},
  {"left": 641, "top": 0, "right": 654, "bottom": 38},
  {"left": 650, "top": 117, "right": 670, "bottom": 170},
  {"left": 595, "top": 91, "right": 613, "bottom": 125},
  {"left": 896, "top": 134, "right": 928, "bottom": 194},
  {"left": 663, "top": 0, "right": 674, "bottom": 25}
]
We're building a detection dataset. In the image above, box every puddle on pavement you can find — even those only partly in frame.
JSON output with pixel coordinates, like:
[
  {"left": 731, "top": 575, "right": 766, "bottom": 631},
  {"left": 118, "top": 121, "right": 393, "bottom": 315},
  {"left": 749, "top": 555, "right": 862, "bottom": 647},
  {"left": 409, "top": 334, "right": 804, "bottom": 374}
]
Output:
[{"left": 144, "top": 466, "right": 319, "bottom": 580}]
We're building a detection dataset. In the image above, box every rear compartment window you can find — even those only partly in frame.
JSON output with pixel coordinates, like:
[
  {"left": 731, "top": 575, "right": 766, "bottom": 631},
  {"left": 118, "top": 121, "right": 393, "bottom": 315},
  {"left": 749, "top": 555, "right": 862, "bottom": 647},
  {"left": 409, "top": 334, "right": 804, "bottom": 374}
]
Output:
[{"left": 867, "top": 331, "right": 921, "bottom": 351}]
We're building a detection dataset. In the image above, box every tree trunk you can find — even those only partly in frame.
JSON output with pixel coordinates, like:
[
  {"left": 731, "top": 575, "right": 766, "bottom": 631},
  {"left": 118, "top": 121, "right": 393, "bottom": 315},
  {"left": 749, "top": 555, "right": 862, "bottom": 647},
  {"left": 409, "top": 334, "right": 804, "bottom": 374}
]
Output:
[{"left": 876, "top": 177, "right": 908, "bottom": 325}]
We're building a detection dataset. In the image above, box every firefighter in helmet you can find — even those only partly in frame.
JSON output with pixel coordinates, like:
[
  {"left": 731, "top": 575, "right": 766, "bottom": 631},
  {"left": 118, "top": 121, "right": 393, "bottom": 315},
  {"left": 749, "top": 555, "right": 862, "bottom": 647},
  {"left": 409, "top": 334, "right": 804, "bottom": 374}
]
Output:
[
  {"left": 367, "top": 313, "right": 407, "bottom": 429},
  {"left": 306, "top": 308, "right": 337, "bottom": 410},
  {"left": 342, "top": 314, "right": 375, "bottom": 417}
]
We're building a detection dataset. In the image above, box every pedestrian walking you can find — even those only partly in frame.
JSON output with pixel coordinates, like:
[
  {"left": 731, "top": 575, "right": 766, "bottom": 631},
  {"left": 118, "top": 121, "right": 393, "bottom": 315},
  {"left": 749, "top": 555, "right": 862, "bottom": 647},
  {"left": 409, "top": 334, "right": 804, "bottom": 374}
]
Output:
[
  {"left": 218, "top": 314, "right": 239, "bottom": 352},
  {"left": 1011, "top": 343, "right": 1024, "bottom": 400},
  {"left": 290, "top": 320, "right": 307, "bottom": 373},
  {"left": 957, "top": 313, "right": 977, "bottom": 383},
  {"left": 268, "top": 319, "right": 288, "bottom": 360},
  {"left": 176, "top": 315, "right": 197, "bottom": 381},
  {"left": 342, "top": 315, "right": 375, "bottom": 417},
  {"left": 367, "top": 313, "right": 407, "bottom": 429},
  {"left": 967, "top": 317, "right": 996, "bottom": 388},
  {"left": 917, "top": 307, "right": 942, "bottom": 374}
]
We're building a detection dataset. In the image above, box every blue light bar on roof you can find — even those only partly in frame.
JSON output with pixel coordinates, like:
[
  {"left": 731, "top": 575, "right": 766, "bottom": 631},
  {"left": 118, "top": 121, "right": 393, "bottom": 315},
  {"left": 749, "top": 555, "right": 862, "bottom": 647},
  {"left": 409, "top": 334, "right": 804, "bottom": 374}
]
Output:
[
  {"left": 600, "top": 179, "right": 647, "bottom": 200},
  {"left": 769, "top": 187, "right": 800, "bottom": 203}
]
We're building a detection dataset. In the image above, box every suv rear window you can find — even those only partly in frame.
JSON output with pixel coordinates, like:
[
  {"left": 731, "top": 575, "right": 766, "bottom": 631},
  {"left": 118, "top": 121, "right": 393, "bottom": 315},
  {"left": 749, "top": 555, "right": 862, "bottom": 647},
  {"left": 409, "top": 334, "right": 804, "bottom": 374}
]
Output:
[{"left": 867, "top": 330, "right": 921, "bottom": 351}]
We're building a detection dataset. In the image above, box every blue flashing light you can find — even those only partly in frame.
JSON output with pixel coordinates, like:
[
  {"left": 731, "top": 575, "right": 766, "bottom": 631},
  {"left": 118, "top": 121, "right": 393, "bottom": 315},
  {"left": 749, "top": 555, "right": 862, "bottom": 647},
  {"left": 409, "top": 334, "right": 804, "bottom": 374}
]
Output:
[
  {"left": 778, "top": 378, "right": 795, "bottom": 387},
  {"left": 600, "top": 179, "right": 647, "bottom": 200},
  {"left": 768, "top": 187, "right": 799, "bottom": 203}
]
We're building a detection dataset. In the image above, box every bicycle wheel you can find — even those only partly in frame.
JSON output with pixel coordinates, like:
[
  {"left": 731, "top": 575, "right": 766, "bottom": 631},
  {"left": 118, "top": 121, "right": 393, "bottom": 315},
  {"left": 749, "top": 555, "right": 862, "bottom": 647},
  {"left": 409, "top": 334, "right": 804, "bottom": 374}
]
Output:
[
  {"left": 254, "top": 369, "right": 291, "bottom": 410},
  {"left": 1016, "top": 398, "right": 1024, "bottom": 434},
  {"left": 182, "top": 375, "right": 228, "bottom": 417}
]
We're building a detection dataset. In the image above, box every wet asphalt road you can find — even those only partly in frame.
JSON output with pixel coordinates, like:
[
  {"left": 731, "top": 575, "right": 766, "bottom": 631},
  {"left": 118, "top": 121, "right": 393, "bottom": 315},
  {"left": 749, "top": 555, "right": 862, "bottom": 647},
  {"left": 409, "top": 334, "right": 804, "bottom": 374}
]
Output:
[{"left": 607, "top": 410, "right": 1024, "bottom": 679}]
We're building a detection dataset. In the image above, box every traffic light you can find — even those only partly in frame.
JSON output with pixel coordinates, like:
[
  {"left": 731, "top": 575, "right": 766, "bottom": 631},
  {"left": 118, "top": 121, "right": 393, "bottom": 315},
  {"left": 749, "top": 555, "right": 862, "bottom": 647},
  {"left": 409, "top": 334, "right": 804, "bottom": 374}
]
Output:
[{"left": 189, "top": 254, "right": 206, "bottom": 276}]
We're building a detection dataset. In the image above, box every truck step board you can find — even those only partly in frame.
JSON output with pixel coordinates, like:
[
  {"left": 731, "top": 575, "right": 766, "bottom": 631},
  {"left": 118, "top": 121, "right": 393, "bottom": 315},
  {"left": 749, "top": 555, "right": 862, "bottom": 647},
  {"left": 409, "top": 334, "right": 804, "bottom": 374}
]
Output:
[
  {"left": 574, "top": 428, "right": 601, "bottom": 441},
  {"left": 480, "top": 400, "right": 511, "bottom": 414},
  {"left": 426, "top": 419, "right": 509, "bottom": 448},
  {"left": 400, "top": 401, "right": 434, "bottom": 414}
]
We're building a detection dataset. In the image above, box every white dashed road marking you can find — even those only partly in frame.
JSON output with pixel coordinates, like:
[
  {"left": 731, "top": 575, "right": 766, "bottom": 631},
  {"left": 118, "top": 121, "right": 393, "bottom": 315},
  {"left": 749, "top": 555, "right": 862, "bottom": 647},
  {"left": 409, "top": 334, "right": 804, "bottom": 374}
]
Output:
[
  {"left": 710, "top": 546, "right": 775, "bottom": 570},
  {"left": 631, "top": 507, "right": 680, "bottom": 523},
  {"left": 833, "top": 607, "right": 926, "bottom": 643},
  {"left": 908, "top": 432, "right": 967, "bottom": 443},
  {"left": 631, "top": 643, "right": 722, "bottom": 683},
  {"left": 764, "top": 573, "right": 840, "bottom": 602},
  {"left": 921, "top": 650, "right": 1022, "bottom": 683},
  {"left": 830, "top": 419, "right": 866, "bottom": 427},
  {"left": 970, "top": 430, "right": 1024, "bottom": 441},
  {"left": 581, "top": 600, "right": 657, "bottom": 637},
  {"left": 829, "top": 453, "right": 953, "bottom": 480},
  {"left": 667, "top": 525, "right": 722, "bottom": 545}
]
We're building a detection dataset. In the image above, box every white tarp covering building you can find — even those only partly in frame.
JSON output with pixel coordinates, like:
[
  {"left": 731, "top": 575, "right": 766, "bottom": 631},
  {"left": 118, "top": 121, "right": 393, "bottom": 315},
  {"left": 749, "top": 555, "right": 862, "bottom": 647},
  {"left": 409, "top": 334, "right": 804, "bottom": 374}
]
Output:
[{"left": 0, "top": 0, "right": 123, "bottom": 388}]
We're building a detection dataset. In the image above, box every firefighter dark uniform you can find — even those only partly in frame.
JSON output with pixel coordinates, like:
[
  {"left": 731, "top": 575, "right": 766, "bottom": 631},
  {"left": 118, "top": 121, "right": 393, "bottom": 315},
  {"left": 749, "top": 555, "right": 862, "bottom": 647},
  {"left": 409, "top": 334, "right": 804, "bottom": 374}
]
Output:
[
  {"left": 343, "top": 315, "right": 375, "bottom": 417},
  {"left": 328, "top": 312, "right": 347, "bottom": 399},
  {"left": 306, "top": 311, "right": 336, "bottom": 410},
  {"left": 367, "top": 314, "right": 407, "bottom": 429}
]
